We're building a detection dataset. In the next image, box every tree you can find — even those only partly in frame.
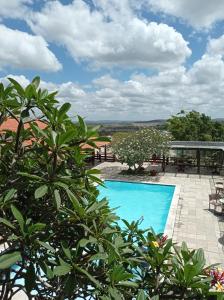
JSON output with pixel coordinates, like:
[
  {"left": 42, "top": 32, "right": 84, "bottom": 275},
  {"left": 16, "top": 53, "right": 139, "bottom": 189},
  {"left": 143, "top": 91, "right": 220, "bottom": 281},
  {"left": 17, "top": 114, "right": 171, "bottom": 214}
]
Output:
[
  {"left": 0, "top": 78, "right": 217, "bottom": 299},
  {"left": 167, "top": 110, "right": 224, "bottom": 141},
  {"left": 112, "top": 128, "right": 171, "bottom": 172}
]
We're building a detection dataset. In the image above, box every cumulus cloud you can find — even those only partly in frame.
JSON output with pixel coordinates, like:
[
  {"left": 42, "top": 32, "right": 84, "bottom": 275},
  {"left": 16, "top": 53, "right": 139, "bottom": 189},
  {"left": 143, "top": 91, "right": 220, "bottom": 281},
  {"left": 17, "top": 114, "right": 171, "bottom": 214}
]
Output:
[
  {"left": 0, "top": 0, "right": 32, "bottom": 19},
  {"left": 189, "top": 55, "right": 224, "bottom": 84},
  {"left": 0, "top": 25, "right": 62, "bottom": 72},
  {"left": 89, "top": 65, "right": 224, "bottom": 120},
  {"left": 207, "top": 35, "right": 224, "bottom": 56},
  {"left": 2, "top": 33, "right": 224, "bottom": 121},
  {"left": 2, "top": 54, "right": 224, "bottom": 121},
  {"left": 148, "top": 0, "right": 224, "bottom": 29},
  {"left": 189, "top": 35, "right": 224, "bottom": 84},
  {"left": 27, "top": 0, "right": 191, "bottom": 70}
]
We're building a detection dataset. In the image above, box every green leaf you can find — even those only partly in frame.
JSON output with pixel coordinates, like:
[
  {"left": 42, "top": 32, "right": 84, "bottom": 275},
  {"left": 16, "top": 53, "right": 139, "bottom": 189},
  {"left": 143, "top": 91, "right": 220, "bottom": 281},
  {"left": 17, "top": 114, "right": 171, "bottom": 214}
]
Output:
[
  {"left": 38, "top": 241, "right": 55, "bottom": 253},
  {"left": 17, "top": 172, "right": 43, "bottom": 181},
  {"left": 31, "top": 76, "right": 40, "bottom": 89},
  {"left": 137, "top": 289, "right": 146, "bottom": 300},
  {"left": 11, "top": 205, "right": 24, "bottom": 232},
  {"left": 28, "top": 223, "right": 46, "bottom": 234},
  {"left": 79, "top": 238, "right": 90, "bottom": 248},
  {"left": 58, "top": 103, "right": 71, "bottom": 121},
  {"left": 89, "top": 253, "right": 108, "bottom": 261},
  {"left": 40, "top": 262, "right": 54, "bottom": 279},
  {"left": 108, "top": 287, "right": 123, "bottom": 300},
  {"left": 4, "top": 189, "right": 17, "bottom": 202},
  {"left": 66, "top": 189, "right": 84, "bottom": 216},
  {"left": 0, "top": 218, "right": 16, "bottom": 230},
  {"left": 78, "top": 115, "right": 87, "bottom": 134},
  {"left": 116, "top": 281, "right": 138, "bottom": 288},
  {"left": 110, "top": 265, "right": 133, "bottom": 283},
  {"left": 61, "top": 242, "right": 72, "bottom": 260},
  {"left": 74, "top": 265, "right": 101, "bottom": 288},
  {"left": 54, "top": 181, "right": 69, "bottom": 190},
  {"left": 35, "top": 185, "right": 48, "bottom": 199},
  {"left": 0, "top": 251, "right": 21, "bottom": 269},
  {"left": 86, "top": 168, "right": 101, "bottom": 175},
  {"left": 8, "top": 78, "right": 25, "bottom": 97},
  {"left": 58, "top": 130, "right": 76, "bottom": 146},
  {"left": 193, "top": 248, "right": 205, "bottom": 268},
  {"left": 86, "top": 200, "right": 107, "bottom": 214},
  {"left": 54, "top": 265, "right": 71, "bottom": 276},
  {"left": 54, "top": 189, "right": 61, "bottom": 210}
]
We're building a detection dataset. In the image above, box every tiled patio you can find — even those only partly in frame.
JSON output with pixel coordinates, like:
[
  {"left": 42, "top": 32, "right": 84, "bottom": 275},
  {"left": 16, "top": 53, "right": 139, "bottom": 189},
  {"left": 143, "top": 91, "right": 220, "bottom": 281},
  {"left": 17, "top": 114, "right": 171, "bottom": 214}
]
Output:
[{"left": 96, "top": 161, "right": 224, "bottom": 265}]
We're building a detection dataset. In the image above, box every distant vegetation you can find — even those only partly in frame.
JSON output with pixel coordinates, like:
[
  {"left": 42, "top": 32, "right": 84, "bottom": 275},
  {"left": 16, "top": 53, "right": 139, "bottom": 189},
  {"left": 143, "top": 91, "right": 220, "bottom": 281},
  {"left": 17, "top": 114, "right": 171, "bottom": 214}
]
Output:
[{"left": 167, "top": 111, "right": 224, "bottom": 141}]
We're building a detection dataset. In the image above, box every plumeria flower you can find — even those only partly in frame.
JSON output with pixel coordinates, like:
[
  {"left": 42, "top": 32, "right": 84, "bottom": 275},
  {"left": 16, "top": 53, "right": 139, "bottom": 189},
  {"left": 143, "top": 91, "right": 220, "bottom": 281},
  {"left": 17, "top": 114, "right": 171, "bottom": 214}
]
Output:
[
  {"left": 215, "top": 281, "right": 224, "bottom": 292},
  {"left": 152, "top": 241, "right": 159, "bottom": 248}
]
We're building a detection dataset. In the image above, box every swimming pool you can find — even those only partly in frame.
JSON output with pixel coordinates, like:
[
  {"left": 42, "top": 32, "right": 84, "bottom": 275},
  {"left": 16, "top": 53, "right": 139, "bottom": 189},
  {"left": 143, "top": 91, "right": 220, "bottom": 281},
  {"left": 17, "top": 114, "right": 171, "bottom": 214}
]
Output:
[{"left": 98, "top": 180, "right": 175, "bottom": 233}]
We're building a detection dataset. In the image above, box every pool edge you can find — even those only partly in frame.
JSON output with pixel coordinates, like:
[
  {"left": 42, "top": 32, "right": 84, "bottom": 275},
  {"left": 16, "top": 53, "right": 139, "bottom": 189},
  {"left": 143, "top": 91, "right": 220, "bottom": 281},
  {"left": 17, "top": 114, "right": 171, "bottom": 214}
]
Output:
[
  {"left": 101, "top": 178, "right": 180, "bottom": 238},
  {"left": 163, "top": 184, "right": 180, "bottom": 238}
]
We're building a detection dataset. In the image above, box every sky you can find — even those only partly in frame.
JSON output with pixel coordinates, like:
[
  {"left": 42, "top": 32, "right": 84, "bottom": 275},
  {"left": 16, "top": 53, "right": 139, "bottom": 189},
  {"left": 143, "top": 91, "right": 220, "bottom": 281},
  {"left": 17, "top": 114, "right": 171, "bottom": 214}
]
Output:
[{"left": 1, "top": 0, "right": 224, "bottom": 121}]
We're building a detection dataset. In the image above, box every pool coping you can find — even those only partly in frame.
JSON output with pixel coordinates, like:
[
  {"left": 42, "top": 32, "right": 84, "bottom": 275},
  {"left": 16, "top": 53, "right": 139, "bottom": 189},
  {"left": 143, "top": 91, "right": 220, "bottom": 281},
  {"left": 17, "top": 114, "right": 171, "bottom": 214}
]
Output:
[
  {"left": 101, "top": 178, "right": 180, "bottom": 238},
  {"left": 163, "top": 184, "right": 180, "bottom": 237}
]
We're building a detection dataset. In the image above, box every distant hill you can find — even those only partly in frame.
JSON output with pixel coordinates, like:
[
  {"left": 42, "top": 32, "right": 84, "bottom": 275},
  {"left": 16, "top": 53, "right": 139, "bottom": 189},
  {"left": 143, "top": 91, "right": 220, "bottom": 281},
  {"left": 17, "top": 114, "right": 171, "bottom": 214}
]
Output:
[
  {"left": 213, "top": 118, "right": 224, "bottom": 122},
  {"left": 86, "top": 118, "right": 224, "bottom": 135},
  {"left": 87, "top": 118, "right": 223, "bottom": 125},
  {"left": 87, "top": 119, "right": 167, "bottom": 135},
  {"left": 86, "top": 119, "right": 166, "bottom": 126}
]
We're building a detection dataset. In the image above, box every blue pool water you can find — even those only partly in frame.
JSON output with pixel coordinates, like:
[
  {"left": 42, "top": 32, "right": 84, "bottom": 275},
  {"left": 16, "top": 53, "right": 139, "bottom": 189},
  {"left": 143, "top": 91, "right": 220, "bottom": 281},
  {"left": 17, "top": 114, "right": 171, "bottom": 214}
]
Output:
[{"left": 98, "top": 180, "right": 175, "bottom": 233}]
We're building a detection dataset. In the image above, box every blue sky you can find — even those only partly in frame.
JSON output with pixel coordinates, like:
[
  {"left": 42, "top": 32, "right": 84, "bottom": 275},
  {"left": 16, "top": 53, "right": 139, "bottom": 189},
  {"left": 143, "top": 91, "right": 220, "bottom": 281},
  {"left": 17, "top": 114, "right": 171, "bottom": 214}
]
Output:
[{"left": 1, "top": 0, "right": 224, "bottom": 120}]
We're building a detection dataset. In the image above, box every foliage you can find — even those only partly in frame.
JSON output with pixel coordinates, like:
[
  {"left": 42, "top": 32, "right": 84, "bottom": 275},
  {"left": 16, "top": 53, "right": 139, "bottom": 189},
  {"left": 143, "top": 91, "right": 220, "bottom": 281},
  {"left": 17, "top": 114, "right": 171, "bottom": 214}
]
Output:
[
  {"left": 0, "top": 77, "right": 217, "bottom": 299},
  {"left": 112, "top": 132, "right": 129, "bottom": 144},
  {"left": 112, "top": 128, "right": 171, "bottom": 172},
  {"left": 167, "top": 110, "right": 224, "bottom": 141}
]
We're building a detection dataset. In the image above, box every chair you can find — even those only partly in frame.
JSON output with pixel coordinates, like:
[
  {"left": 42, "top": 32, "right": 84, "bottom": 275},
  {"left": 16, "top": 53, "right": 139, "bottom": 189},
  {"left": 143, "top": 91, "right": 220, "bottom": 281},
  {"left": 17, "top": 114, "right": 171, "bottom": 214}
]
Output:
[
  {"left": 209, "top": 193, "right": 223, "bottom": 213},
  {"left": 215, "top": 181, "right": 224, "bottom": 194}
]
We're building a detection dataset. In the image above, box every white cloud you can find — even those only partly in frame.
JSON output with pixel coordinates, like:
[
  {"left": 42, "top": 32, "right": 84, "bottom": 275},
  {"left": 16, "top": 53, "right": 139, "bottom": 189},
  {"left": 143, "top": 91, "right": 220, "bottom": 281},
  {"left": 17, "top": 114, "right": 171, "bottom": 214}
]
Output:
[
  {"left": 148, "top": 0, "right": 224, "bottom": 29},
  {"left": 207, "top": 35, "right": 224, "bottom": 56},
  {"left": 0, "top": 25, "right": 62, "bottom": 72},
  {"left": 2, "top": 34, "right": 224, "bottom": 121},
  {"left": 27, "top": 0, "right": 191, "bottom": 70},
  {"left": 189, "top": 54, "right": 224, "bottom": 84},
  {"left": 189, "top": 35, "right": 224, "bottom": 84},
  {"left": 0, "top": 0, "right": 32, "bottom": 19}
]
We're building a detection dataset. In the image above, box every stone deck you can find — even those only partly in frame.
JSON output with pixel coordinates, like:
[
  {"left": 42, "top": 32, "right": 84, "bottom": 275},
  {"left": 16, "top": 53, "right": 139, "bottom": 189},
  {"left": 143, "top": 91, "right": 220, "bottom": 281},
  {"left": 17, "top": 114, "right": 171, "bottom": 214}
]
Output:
[{"left": 96, "top": 161, "right": 224, "bottom": 265}]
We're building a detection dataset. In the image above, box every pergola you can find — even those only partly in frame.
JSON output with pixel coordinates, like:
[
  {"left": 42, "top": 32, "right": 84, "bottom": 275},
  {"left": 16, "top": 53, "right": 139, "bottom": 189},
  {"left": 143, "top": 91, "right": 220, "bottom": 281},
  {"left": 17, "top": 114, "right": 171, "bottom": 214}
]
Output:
[{"left": 170, "top": 141, "right": 224, "bottom": 174}]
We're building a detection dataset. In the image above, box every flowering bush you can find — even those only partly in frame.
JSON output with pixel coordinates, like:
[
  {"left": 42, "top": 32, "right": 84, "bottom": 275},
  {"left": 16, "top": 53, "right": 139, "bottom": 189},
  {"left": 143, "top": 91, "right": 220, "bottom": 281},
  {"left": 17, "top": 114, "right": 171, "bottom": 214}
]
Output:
[{"left": 112, "top": 128, "right": 171, "bottom": 172}]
